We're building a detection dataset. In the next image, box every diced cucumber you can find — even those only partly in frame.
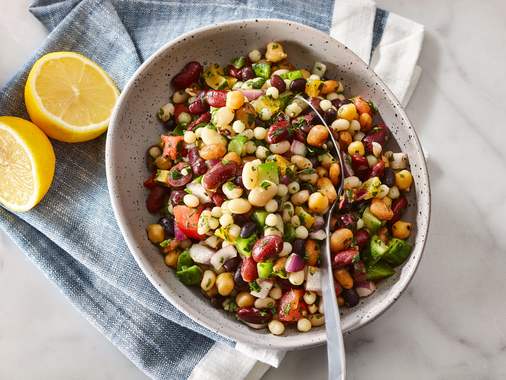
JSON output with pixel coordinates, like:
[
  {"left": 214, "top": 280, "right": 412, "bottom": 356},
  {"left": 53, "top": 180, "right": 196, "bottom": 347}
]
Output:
[
  {"left": 257, "top": 162, "right": 279, "bottom": 184},
  {"left": 252, "top": 63, "right": 271, "bottom": 79},
  {"left": 252, "top": 210, "right": 269, "bottom": 228},
  {"left": 295, "top": 206, "right": 315, "bottom": 229},
  {"left": 228, "top": 135, "right": 248, "bottom": 156},
  {"left": 366, "top": 262, "right": 395, "bottom": 281},
  {"left": 362, "top": 207, "right": 382, "bottom": 234},
  {"left": 383, "top": 238, "right": 412, "bottom": 267}
]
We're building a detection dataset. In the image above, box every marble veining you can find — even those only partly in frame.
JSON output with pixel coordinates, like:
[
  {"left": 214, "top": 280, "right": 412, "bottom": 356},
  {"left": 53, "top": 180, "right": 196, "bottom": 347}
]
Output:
[{"left": 1, "top": 0, "right": 506, "bottom": 379}]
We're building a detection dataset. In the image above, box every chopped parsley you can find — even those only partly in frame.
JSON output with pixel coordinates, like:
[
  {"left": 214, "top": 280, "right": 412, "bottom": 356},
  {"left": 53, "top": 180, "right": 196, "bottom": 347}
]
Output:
[
  {"left": 283, "top": 302, "right": 292, "bottom": 315},
  {"left": 249, "top": 281, "right": 261, "bottom": 293},
  {"left": 260, "top": 180, "right": 271, "bottom": 190},
  {"left": 159, "top": 239, "right": 172, "bottom": 248},
  {"left": 170, "top": 170, "right": 183, "bottom": 180}
]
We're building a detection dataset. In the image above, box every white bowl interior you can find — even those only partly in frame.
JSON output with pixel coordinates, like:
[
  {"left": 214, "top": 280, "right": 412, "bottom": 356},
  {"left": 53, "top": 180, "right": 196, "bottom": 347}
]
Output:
[{"left": 106, "top": 19, "right": 430, "bottom": 350}]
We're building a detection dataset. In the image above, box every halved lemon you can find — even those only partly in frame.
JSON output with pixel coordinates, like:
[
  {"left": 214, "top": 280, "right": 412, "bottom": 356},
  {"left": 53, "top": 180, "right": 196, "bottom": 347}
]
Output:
[
  {"left": 0, "top": 116, "right": 56, "bottom": 212},
  {"left": 25, "top": 52, "right": 119, "bottom": 143}
]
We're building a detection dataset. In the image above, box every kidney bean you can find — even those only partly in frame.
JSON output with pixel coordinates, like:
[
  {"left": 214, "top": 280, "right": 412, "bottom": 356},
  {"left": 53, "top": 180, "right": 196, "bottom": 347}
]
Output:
[
  {"left": 355, "top": 229, "right": 370, "bottom": 248},
  {"left": 370, "top": 160, "right": 385, "bottom": 178},
  {"left": 341, "top": 288, "right": 360, "bottom": 307},
  {"left": 338, "top": 213, "right": 356, "bottom": 230},
  {"left": 290, "top": 78, "right": 307, "bottom": 93},
  {"left": 169, "top": 189, "right": 185, "bottom": 206},
  {"left": 352, "top": 260, "right": 368, "bottom": 283},
  {"left": 187, "top": 112, "right": 211, "bottom": 131},
  {"left": 335, "top": 281, "right": 343, "bottom": 296},
  {"left": 211, "top": 193, "right": 225, "bottom": 206},
  {"left": 237, "top": 307, "right": 272, "bottom": 325},
  {"left": 390, "top": 196, "right": 408, "bottom": 224},
  {"left": 205, "top": 90, "right": 228, "bottom": 107},
  {"left": 351, "top": 154, "right": 370, "bottom": 180},
  {"left": 188, "top": 147, "right": 207, "bottom": 176},
  {"left": 291, "top": 128, "right": 306, "bottom": 142},
  {"left": 202, "top": 161, "right": 238, "bottom": 191},
  {"left": 188, "top": 98, "right": 209, "bottom": 115},
  {"left": 146, "top": 186, "right": 166, "bottom": 213},
  {"left": 241, "top": 257, "right": 258, "bottom": 282},
  {"left": 332, "top": 248, "right": 359, "bottom": 268},
  {"left": 226, "top": 64, "right": 242, "bottom": 79},
  {"left": 363, "top": 124, "right": 388, "bottom": 153},
  {"left": 171, "top": 61, "right": 203, "bottom": 90},
  {"left": 266, "top": 120, "right": 290, "bottom": 144},
  {"left": 223, "top": 256, "right": 241, "bottom": 273},
  {"left": 270, "top": 74, "right": 286, "bottom": 92},
  {"left": 240, "top": 222, "right": 257, "bottom": 238},
  {"left": 166, "top": 162, "right": 193, "bottom": 188},
  {"left": 383, "top": 168, "right": 395, "bottom": 187},
  {"left": 143, "top": 173, "right": 157, "bottom": 189},
  {"left": 158, "top": 216, "right": 175, "bottom": 238},
  {"left": 252, "top": 235, "right": 283, "bottom": 262},
  {"left": 309, "top": 97, "right": 322, "bottom": 114},
  {"left": 240, "top": 66, "right": 255, "bottom": 81},
  {"left": 292, "top": 239, "right": 305, "bottom": 257}
]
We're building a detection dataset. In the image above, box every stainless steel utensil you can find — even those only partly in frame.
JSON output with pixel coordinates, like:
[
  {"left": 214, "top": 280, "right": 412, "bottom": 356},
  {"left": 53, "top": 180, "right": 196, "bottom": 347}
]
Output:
[{"left": 295, "top": 96, "right": 346, "bottom": 380}]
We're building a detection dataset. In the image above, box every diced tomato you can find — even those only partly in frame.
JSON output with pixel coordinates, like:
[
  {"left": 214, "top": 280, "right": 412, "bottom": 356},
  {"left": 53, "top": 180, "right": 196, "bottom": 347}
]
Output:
[
  {"left": 278, "top": 289, "right": 306, "bottom": 323},
  {"left": 161, "top": 135, "right": 184, "bottom": 160},
  {"left": 143, "top": 173, "right": 157, "bottom": 189},
  {"left": 173, "top": 103, "right": 189, "bottom": 120},
  {"left": 173, "top": 205, "right": 206, "bottom": 240}
]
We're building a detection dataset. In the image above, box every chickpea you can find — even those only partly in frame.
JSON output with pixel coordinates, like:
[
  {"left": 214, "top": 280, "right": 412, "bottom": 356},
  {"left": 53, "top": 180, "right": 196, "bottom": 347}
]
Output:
[
  {"left": 199, "top": 143, "right": 227, "bottom": 160},
  {"left": 222, "top": 151, "right": 241, "bottom": 164},
  {"left": 226, "top": 90, "right": 245, "bottom": 110},
  {"left": 348, "top": 141, "right": 365, "bottom": 156},
  {"left": 164, "top": 251, "right": 179, "bottom": 268},
  {"left": 307, "top": 125, "right": 329, "bottom": 147},
  {"left": 334, "top": 268, "right": 354, "bottom": 289},
  {"left": 303, "top": 291, "right": 317, "bottom": 305},
  {"left": 359, "top": 113, "right": 373, "bottom": 130},
  {"left": 338, "top": 131, "right": 353, "bottom": 148},
  {"left": 321, "top": 80, "right": 338, "bottom": 95},
  {"left": 337, "top": 103, "right": 358, "bottom": 121},
  {"left": 201, "top": 270, "right": 217, "bottom": 291},
  {"left": 395, "top": 170, "right": 413, "bottom": 191},
  {"left": 236, "top": 291, "right": 255, "bottom": 308},
  {"left": 297, "top": 318, "right": 312, "bottom": 332},
  {"left": 308, "top": 192, "right": 329, "bottom": 213},
  {"left": 318, "top": 152, "right": 335, "bottom": 169},
  {"left": 316, "top": 166, "right": 328, "bottom": 177},
  {"left": 154, "top": 155, "right": 172, "bottom": 170},
  {"left": 353, "top": 96, "right": 371, "bottom": 114},
  {"left": 330, "top": 228, "right": 353, "bottom": 254},
  {"left": 392, "top": 220, "right": 412, "bottom": 239},
  {"left": 147, "top": 224, "right": 165, "bottom": 244},
  {"left": 370, "top": 198, "right": 394, "bottom": 221},
  {"left": 316, "top": 177, "right": 337, "bottom": 204},
  {"left": 309, "top": 314, "right": 325, "bottom": 327},
  {"left": 265, "top": 41, "right": 288, "bottom": 63},
  {"left": 216, "top": 272, "right": 235, "bottom": 296},
  {"left": 329, "top": 163, "right": 341, "bottom": 186}
]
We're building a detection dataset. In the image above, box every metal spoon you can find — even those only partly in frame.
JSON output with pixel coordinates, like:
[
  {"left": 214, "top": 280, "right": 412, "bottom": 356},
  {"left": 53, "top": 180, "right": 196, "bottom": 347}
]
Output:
[{"left": 295, "top": 96, "right": 346, "bottom": 380}]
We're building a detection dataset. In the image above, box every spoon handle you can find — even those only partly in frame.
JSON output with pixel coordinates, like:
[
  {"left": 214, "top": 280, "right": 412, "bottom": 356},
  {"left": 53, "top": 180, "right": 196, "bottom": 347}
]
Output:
[{"left": 321, "top": 205, "right": 346, "bottom": 380}]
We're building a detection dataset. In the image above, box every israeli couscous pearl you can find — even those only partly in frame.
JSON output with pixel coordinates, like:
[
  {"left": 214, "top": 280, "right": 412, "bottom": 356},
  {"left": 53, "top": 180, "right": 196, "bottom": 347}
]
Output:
[
  {"left": 254, "top": 127, "right": 267, "bottom": 140},
  {"left": 295, "top": 225, "right": 309, "bottom": 239},
  {"left": 265, "top": 199, "right": 278, "bottom": 213},
  {"left": 248, "top": 49, "right": 262, "bottom": 62},
  {"left": 232, "top": 120, "right": 246, "bottom": 134}
]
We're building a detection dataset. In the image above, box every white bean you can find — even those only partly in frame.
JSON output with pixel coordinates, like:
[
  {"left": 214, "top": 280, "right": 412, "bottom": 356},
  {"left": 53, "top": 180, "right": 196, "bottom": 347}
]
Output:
[
  {"left": 269, "top": 141, "right": 291, "bottom": 154},
  {"left": 227, "top": 198, "right": 252, "bottom": 214}
]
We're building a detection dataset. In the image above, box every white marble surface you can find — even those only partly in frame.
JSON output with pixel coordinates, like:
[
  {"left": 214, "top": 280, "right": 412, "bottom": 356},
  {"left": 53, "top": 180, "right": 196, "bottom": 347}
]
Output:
[{"left": 1, "top": 1, "right": 506, "bottom": 379}]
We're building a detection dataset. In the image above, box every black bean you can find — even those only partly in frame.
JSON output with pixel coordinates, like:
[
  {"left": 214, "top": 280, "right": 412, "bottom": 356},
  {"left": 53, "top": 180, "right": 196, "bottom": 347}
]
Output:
[
  {"left": 383, "top": 168, "right": 395, "bottom": 187},
  {"left": 293, "top": 239, "right": 305, "bottom": 257},
  {"left": 158, "top": 216, "right": 175, "bottom": 238},
  {"left": 240, "top": 222, "right": 257, "bottom": 238},
  {"left": 270, "top": 75, "right": 286, "bottom": 92},
  {"left": 289, "top": 78, "right": 307, "bottom": 93},
  {"left": 223, "top": 256, "right": 241, "bottom": 272},
  {"left": 324, "top": 108, "right": 337, "bottom": 124},
  {"left": 234, "top": 265, "right": 249, "bottom": 291},
  {"left": 341, "top": 288, "right": 360, "bottom": 307}
]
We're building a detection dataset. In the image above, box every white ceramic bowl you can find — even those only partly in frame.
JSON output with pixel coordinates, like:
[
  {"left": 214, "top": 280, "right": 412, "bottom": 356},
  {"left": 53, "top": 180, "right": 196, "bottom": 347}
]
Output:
[{"left": 106, "top": 19, "right": 430, "bottom": 350}]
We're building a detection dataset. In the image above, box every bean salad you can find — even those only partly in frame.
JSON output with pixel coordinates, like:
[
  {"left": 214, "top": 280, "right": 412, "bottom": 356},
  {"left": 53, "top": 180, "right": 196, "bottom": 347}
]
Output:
[{"left": 144, "top": 42, "right": 414, "bottom": 336}]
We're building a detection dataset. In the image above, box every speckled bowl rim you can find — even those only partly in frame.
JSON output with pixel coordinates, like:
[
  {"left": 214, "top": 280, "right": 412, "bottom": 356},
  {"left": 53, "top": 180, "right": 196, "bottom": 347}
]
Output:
[{"left": 106, "top": 18, "right": 431, "bottom": 350}]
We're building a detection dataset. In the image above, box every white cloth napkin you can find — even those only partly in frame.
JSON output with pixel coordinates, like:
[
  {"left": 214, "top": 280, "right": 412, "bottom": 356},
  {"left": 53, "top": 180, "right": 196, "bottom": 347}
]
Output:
[{"left": 189, "top": 2, "right": 424, "bottom": 379}]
